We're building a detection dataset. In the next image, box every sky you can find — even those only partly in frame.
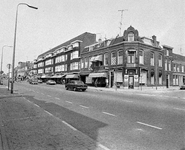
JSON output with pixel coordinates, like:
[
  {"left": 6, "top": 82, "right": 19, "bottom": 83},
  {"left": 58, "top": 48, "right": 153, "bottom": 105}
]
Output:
[{"left": 0, "top": 0, "right": 184, "bottom": 73}]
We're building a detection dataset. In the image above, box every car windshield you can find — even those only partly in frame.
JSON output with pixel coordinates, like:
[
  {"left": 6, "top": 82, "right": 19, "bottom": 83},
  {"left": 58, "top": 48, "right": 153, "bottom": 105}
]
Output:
[{"left": 74, "top": 81, "right": 84, "bottom": 84}]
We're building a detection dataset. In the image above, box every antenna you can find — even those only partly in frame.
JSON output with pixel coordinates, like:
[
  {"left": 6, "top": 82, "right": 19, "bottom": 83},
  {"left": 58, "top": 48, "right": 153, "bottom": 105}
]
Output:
[{"left": 118, "top": 9, "right": 128, "bottom": 36}]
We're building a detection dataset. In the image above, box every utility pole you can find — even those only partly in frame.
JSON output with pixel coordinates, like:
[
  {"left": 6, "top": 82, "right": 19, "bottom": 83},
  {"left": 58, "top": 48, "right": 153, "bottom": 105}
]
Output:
[{"left": 118, "top": 9, "right": 128, "bottom": 36}]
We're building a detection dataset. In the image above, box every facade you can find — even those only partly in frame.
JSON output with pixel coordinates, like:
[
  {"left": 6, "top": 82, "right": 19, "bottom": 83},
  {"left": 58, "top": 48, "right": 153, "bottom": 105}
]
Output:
[
  {"left": 80, "top": 26, "right": 185, "bottom": 88},
  {"left": 32, "top": 32, "right": 96, "bottom": 83}
]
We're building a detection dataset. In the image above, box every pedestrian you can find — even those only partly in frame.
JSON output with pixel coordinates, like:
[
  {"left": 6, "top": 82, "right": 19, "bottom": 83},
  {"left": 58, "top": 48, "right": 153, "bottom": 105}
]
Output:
[{"left": 95, "top": 79, "right": 98, "bottom": 87}]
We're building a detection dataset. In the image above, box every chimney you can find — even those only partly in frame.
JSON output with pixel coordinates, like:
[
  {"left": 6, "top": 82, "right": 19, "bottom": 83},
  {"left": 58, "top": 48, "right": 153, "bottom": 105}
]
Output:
[{"left": 152, "top": 35, "right": 157, "bottom": 46}]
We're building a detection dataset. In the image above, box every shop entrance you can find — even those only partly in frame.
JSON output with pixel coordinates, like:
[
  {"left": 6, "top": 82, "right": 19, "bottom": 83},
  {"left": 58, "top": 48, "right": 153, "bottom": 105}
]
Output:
[{"left": 128, "top": 76, "right": 134, "bottom": 89}]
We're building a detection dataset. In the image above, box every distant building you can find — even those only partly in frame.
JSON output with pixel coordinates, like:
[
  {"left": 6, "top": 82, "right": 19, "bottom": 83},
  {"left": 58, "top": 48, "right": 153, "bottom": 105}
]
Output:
[{"left": 32, "top": 32, "right": 96, "bottom": 83}]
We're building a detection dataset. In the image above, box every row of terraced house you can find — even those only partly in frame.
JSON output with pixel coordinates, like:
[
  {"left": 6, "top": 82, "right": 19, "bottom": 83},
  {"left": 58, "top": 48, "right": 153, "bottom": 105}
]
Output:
[{"left": 31, "top": 26, "right": 185, "bottom": 89}]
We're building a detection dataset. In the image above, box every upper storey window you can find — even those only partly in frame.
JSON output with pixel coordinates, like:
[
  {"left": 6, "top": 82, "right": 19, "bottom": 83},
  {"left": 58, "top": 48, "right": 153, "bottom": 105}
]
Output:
[{"left": 128, "top": 32, "right": 134, "bottom": 42}]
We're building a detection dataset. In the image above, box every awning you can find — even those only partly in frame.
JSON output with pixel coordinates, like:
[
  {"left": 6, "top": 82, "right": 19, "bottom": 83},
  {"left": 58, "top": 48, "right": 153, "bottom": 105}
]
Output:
[
  {"left": 94, "top": 55, "right": 102, "bottom": 61},
  {"left": 41, "top": 75, "right": 51, "bottom": 78},
  {"left": 51, "top": 74, "right": 65, "bottom": 78},
  {"left": 65, "top": 74, "right": 79, "bottom": 79},
  {"left": 88, "top": 72, "right": 107, "bottom": 78},
  {"left": 90, "top": 57, "right": 96, "bottom": 62},
  {"left": 80, "top": 72, "right": 90, "bottom": 76}
]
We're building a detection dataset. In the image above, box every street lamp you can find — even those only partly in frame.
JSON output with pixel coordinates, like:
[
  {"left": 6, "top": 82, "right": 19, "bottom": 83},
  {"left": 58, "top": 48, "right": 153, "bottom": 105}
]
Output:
[
  {"left": 11, "top": 3, "right": 38, "bottom": 94},
  {"left": 1, "top": 45, "right": 12, "bottom": 74}
]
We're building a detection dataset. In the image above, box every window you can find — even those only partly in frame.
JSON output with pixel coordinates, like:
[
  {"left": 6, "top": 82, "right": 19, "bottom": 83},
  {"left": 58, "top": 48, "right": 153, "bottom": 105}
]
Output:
[
  {"left": 45, "top": 67, "right": 53, "bottom": 73},
  {"left": 55, "top": 64, "right": 66, "bottom": 72},
  {"left": 174, "top": 64, "right": 176, "bottom": 72},
  {"left": 38, "top": 69, "right": 44, "bottom": 74},
  {"left": 117, "top": 51, "right": 123, "bottom": 65},
  {"left": 165, "top": 59, "right": 167, "bottom": 71},
  {"left": 128, "top": 32, "right": 134, "bottom": 42},
  {"left": 33, "top": 64, "right": 37, "bottom": 68},
  {"left": 168, "top": 61, "right": 171, "bottom": 71},
  {"left": 70, "top": 62, "right": 79, "bottom": 70},
  {"left": 139, "top": 51, "right": 144, "bottom": 64},
  {"left": 84, "top": 58, "right": 88, "bottom": 68},
  {"left": 89, "top": 57, "right": 92, "bottom": 69},
  {"left": 177, "top": 65, "right": 180, "bottom": 72},
  {"left": 127, "top": 51, "right": 135, "bottom": 63},
  {"left": 150, "top": 53, "right": 154, "bottom": 66},
  {"left": 111, "top": 52, "right": 116, "bottom": 65},
  {"left": 166, "top": 50, "right": 169, "bottom": 56},
  {"left": 72, "top": 42, "right": 79, "bottom": 48},
  {"left": 158, "top": 54, "right": 162, "bottom": 67},
  {"left": 71, "top": 51, "right": 79, "bottom": 60},
  {"left": 45, "top": 59, "right": 53, "bottom": 66},
  {"left": 104, "top": 53, "right": 109, "bottom": 66},
  {"left": 182, "top": 65, "right": 184, "bottom": 72},
  {"left": 81, "top": 59, "right": 84, "bottom": 69},
  {"left": 38, "top": 62, "right": 44, "bottom": 67}
]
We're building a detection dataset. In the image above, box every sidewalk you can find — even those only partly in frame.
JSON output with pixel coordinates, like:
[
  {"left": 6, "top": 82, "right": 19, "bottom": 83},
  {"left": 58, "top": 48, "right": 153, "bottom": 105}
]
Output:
[{"left": 88, "top": 85, "right": 180, "bottom": 93}]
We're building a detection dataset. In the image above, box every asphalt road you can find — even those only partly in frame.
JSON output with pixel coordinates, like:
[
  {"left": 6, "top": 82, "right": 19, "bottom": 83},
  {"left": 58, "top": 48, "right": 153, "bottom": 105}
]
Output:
[{"left": 11, "top": 81, "right": 185, "bottom": 150}]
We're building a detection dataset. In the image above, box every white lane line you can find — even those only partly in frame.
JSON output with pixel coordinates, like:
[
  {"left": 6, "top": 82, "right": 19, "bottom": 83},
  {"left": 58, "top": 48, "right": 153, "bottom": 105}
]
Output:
[
  {"left": 137, "top": 121, "right": 162, "bottom": 130},
  {"left": 102, "top": 111, "right": 116, "bottom": 117},
  {"left": 173, "top": 107, "right": 185, "bottom": 111},
  {"left": 66, "top": 101, "right": 72, "bottom": 104},
  {"left": 79, "top": 105, "right": 89, "bottom": 109},
  {"left": 47, "top": 95, "right": 52, "bottom": 97},
  {"left": 62, "top": 121, "right": 77, "bottom": 131},
  {"left": 45, "top": 110, "right": 53, "bottom": 116},
  {"left": 55, "top": 97, "right": 60, "bottom": 100},
  {"left": 97, "top": 143, "right": 111, "bottom": 150},
  {"left": 123, "top": 100, "right": 133, "bottom": 103},
  {"left": 34, "top": 104, "right": 40, "bottom": 108}
]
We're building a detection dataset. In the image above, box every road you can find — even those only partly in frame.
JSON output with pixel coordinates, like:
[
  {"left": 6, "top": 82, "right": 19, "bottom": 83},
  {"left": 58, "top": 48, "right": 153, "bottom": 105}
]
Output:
[{"left": 7, "top": 81, "right": 185, "bottom": 150}]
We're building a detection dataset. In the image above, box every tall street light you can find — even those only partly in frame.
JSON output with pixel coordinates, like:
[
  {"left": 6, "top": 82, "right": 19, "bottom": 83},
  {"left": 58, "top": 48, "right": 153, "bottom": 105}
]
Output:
[
  {"left": 11, "top": 3, "right": 38, "bottom": 94},
  {"left": 1, "top": 45, "right": 12, "bottom": 74}
]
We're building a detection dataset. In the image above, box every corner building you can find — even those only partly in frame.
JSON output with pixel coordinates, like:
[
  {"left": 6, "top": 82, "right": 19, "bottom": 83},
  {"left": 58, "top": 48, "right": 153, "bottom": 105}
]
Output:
[{"left": 80, "top": 26, "right": 185, "bottom": 88}]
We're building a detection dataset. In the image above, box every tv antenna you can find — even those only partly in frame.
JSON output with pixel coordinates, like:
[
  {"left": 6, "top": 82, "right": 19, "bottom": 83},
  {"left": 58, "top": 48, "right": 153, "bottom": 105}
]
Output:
[{"left": 118, "top": 9, "right": 128, "bottom": 36}]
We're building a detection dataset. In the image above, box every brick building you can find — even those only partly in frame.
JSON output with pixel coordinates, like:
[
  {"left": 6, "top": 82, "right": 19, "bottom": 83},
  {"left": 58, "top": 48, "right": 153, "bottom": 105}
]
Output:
[
  {"left": 32, "top": 32, "right": 96, "bottom": 83},
  {"left": 80, "top": 26, "right": 185, "bottom": 88}
]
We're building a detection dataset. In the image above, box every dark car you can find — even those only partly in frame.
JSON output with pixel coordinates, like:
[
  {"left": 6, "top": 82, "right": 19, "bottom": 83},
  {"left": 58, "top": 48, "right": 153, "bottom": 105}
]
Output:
[
  {"left": 65, "top": 80, "right": 87, "bottom": 91},
  {"left": 180, "top": 85, "right": 185, "bottom": 90},
  {"left": 46, "top": 80, "right": 56, "bottom": 85},
  {"left": 29, "top": 79, "right": 38, "bottom": 85}
]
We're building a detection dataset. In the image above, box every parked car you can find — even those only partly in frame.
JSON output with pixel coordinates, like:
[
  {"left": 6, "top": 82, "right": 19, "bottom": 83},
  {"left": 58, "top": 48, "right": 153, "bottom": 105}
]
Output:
[
  {"left": 29, "top": 79, "right": 38, "bottom": 85},
  {"left": 46, "top": 80, "right": 56, "bottom": 85},
  {"left": 65, "top": 80, "right": 87, "bottom": 91},
  {"left": 38, "top": 79, "right": 42, "bottom": 83},
  {"left": 180, "top": 85, "right": 185, "bottom": 90}
]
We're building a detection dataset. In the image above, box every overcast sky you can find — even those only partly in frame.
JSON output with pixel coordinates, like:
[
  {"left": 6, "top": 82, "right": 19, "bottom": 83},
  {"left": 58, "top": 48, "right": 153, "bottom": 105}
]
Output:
[{"left": 0, "top": 0, "right": 184, "bottom": 73}]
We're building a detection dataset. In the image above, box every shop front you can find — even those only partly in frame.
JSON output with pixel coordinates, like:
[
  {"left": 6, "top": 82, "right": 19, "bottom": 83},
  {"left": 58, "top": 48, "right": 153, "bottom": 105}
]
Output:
[{"left": 88, "top": 72, "right": 108, "bottom": 87}]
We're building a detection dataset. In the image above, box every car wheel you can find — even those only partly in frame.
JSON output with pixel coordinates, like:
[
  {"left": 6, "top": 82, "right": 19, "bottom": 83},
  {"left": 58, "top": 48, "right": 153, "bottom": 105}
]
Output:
[
  {"left": 82, "top": 89, "right": 86, "bottom": 92},
  {"left": 73, "top": 87, "right": 77, "bottom": 91},
  {"left": 65, "top": 87, "right": 68, "bottom": 90}
]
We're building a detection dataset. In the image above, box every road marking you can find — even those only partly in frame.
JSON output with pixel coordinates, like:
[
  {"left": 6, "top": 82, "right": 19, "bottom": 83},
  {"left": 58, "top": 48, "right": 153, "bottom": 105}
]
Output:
[
  {"left": 66, "top": 101, "right": 72, "bottom": 104},
  {"left": 34, "top": 104, "right": 40, "bottom": 108},
  {"left": 45, "top": 110, "right": 53, "bottom": 116},
  {"left": 47, "top": 95, "right": 52, "bottom": 97},
  {"left": 55, "top": 97, "right": 60, "bottom": 100},
  {"left": 123, "top": 100, "right": 133, "bottom": 103},
  {"left": 173, "top": 107, "right": 185, "bottom": 111},
  {"left": 62, "top": 121, "right": 77, "bottom": 131},
  {"left": 103, "top": 111, "right": 116, "bottom": 117},
  {"left": 97, "top": 143, "right": 111, "bottom": 150},
  {"left": 79, "top": 105, "right": 89, "bottom": 109},
  {"left": 137, "top": 121, "right": 162, "bottom": 130}
]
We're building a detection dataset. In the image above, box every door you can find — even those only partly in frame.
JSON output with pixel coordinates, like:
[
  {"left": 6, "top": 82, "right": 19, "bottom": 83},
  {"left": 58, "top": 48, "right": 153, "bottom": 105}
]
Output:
[{"left": 128, "top": 76, "right": 134, "bottom": 89}]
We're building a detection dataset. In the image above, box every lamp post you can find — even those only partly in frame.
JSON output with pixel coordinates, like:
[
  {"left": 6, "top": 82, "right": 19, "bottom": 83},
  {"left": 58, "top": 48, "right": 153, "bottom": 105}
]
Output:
[
  {"left": 11, "top": 3, "right": 38, "bottom": 94},
  {"left": 7, "top": 64, "right": 11, "bottom": 90},
  {"left": 1, "top": 45, "right": 12, "bottom": 74}
]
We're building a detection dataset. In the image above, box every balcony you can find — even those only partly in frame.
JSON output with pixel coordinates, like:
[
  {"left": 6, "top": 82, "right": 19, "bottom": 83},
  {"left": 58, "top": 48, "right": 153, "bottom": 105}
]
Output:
[{"left": 126, "top": 63, "right": 138, "bottom": 68}]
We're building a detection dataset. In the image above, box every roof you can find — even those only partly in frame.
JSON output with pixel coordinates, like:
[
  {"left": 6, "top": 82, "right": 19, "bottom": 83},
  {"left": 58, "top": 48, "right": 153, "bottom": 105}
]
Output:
[
  {"left": 37, "top": 32, "right": 95, "bottom": 58},
  {"left": 172, "top": 53, "right": 185, "bottom": 62}
]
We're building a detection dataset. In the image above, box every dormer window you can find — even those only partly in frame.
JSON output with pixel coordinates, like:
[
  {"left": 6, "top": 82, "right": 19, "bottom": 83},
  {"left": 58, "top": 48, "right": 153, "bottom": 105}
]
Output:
[{"left": 128, "top": 32, "right": 134, "bottom": 42}]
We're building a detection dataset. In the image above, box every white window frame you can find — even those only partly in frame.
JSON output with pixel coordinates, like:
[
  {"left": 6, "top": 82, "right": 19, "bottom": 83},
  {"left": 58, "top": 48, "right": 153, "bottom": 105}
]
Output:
[
  {"left": 128, "top": 32, "right": 134, "bottom": 42},
  {"left": 139, "top": 51, "right": 144, "bottom": 64},
  {"left": 117, "top": 50, "right": 123, "bottom": 65},
  {"left": 104, "top": 53, "right": 109, "bottom": 66},
  {"left": 150, "top": 53, "right": 154, "bottom": 66}
]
